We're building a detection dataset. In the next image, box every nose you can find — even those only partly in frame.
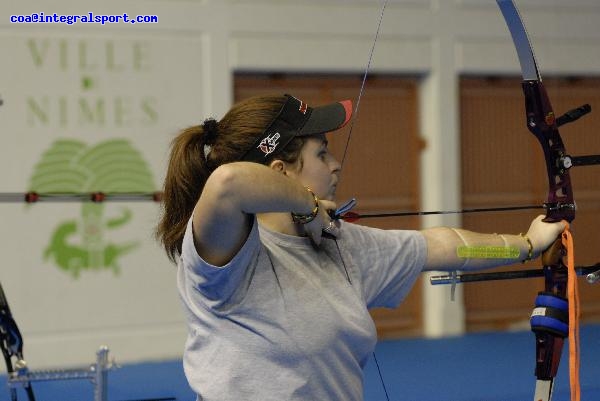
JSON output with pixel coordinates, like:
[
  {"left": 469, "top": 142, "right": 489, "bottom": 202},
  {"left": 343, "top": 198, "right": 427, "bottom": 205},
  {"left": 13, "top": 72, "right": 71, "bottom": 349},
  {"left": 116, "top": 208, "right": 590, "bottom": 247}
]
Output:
[{"left": 330, "top": 155, "right": 341, "bottom": 173}]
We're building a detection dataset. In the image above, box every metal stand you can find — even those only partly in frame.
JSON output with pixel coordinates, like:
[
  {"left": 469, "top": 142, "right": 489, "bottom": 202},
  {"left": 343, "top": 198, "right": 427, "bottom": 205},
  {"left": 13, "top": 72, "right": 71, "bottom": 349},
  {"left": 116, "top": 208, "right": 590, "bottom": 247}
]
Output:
[
  {"left": 6, "top": 346, "right": 115, "bottom": 401},
  {"left": 2, "top": 281, "right": 117, "bottom": 401}
]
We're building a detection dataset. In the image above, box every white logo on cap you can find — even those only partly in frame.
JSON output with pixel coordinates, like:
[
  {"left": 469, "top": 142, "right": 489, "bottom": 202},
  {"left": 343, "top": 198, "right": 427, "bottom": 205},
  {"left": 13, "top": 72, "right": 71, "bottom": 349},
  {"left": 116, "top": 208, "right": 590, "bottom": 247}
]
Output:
[{"left": 258, "top": 132, "right": 281, "bottom": 156}]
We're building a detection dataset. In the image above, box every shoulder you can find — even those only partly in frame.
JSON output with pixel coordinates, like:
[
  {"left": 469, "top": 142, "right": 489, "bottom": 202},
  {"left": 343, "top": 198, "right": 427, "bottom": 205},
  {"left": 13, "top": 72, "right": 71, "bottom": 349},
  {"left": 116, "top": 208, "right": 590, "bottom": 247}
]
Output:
[{"left": 181, "top": 214, "right": 261, "bottom": 274}]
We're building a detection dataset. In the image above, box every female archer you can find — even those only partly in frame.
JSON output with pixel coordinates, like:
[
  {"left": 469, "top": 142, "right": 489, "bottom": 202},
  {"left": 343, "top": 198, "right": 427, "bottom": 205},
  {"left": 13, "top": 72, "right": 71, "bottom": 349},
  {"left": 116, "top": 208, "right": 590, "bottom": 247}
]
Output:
[{"left": 156, "top": 93, "right": 565, "bottom": 401}]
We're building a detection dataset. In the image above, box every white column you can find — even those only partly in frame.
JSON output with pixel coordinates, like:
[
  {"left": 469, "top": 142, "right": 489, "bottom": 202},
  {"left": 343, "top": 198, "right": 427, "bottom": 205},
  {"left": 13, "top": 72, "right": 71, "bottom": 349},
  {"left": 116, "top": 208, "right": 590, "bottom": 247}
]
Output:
[{"left": 419, "top": 4, "right": 465, "bottom": 337}]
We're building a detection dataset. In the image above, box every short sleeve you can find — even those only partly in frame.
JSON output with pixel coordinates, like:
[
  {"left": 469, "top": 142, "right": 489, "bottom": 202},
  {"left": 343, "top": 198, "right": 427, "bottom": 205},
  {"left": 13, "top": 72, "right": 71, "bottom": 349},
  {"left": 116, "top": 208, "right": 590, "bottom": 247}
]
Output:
[
  {"left": 179, "top": 215, "right": 260, "bottom": 304},
  {"left": 341, "top": 223, "right": 427, "bottom": 308}
]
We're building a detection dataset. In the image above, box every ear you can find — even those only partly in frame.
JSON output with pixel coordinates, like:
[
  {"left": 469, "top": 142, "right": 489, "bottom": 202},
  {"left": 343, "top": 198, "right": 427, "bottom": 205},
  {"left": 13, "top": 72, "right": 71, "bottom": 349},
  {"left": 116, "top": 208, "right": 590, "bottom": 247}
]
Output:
[{"left": 269, "top": 159, "right": 286, "bottom": 174}]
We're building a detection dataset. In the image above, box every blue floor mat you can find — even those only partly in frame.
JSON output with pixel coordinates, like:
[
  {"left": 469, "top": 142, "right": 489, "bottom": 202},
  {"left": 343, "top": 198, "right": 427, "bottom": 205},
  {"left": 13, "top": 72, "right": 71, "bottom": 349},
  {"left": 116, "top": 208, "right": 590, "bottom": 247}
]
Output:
[{"left": 2, "top": 324, "right": 599, "bottom": 401}]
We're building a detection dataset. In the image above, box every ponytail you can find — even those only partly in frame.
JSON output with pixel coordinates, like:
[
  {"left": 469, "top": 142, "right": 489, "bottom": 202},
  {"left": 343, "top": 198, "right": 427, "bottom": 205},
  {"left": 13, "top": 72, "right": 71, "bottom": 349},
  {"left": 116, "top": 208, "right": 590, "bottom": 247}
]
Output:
[
  {"left": 156, "top": 95, "right": 290, "bottom": 262},
  {"left": 156, "top": 125, "right": 211, "bottom": 262}
]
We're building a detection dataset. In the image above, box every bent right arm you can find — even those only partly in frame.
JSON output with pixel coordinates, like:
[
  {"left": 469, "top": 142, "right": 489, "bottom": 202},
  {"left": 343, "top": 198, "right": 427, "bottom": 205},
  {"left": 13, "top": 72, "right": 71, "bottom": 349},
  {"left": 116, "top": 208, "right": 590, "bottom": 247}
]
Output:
[{"left": 192, "top": 162, "right": 326, "bottom": 266}]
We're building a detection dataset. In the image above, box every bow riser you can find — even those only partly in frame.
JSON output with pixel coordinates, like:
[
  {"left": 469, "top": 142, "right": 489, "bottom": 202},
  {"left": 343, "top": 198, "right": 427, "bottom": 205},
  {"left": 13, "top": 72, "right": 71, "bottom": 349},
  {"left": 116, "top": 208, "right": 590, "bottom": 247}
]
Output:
[
  {"left": 521, "top": 81, "right": 575, "bottom": 223},
  {"left": 523, "top": 79, "right": 571, "bottom": 389}
]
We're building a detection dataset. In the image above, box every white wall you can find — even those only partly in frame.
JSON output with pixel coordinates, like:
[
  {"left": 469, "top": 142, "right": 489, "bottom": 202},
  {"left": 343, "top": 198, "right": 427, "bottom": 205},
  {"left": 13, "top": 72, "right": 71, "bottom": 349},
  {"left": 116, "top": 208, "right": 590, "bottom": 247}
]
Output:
[{"left": 0, "top": 0, "right": 599, "bottom": 368}]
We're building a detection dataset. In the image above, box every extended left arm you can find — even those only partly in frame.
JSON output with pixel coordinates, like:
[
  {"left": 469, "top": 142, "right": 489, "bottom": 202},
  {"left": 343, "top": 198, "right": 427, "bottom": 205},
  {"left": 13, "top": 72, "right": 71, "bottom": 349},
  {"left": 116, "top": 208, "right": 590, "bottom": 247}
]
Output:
[{"left": 421, "top": 215, "right": 566, "bottom": 271}]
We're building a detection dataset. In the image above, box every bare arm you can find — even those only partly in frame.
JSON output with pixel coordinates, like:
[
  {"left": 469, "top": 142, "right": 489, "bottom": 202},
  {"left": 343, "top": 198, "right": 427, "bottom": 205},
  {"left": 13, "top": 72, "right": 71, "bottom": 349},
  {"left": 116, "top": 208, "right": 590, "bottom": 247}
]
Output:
[
  {"left": 421, "top": 215, "right": 567, "bottom": 271},
  {"left": 192, "top": 162, "right": 334, "bottom": 266}
]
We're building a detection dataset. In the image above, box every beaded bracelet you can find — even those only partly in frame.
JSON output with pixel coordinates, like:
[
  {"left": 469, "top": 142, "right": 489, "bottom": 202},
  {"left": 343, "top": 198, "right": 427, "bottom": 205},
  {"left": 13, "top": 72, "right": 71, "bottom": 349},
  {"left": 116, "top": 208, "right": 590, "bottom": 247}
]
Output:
[
  {"left": 291, "top": 187, "right": 319, "bottom": 224},
  {"left": 519, "top": 233, "right": 534, "bottom": 262}
]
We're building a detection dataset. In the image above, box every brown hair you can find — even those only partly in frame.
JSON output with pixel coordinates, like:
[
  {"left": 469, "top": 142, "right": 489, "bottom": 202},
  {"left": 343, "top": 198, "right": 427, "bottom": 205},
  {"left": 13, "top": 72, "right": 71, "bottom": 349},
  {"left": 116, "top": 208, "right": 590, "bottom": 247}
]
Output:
[{"left": 156, "top": 94, "right": 306, "bottom": 262}]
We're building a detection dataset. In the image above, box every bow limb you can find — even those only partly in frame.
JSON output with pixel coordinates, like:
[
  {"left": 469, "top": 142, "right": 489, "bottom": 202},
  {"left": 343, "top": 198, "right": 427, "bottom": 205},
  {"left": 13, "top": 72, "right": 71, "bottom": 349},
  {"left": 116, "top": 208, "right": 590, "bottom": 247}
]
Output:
[{"left": 496, "top": 1, "right": 580, "bottom": 400}]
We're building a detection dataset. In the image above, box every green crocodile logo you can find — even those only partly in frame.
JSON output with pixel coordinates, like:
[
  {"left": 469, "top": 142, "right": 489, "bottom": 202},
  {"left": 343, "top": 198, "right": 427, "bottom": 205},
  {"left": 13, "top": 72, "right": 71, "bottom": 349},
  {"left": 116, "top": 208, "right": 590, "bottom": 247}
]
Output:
[{"left": 29, "top": 138, "right": 155, "bottom": 278}]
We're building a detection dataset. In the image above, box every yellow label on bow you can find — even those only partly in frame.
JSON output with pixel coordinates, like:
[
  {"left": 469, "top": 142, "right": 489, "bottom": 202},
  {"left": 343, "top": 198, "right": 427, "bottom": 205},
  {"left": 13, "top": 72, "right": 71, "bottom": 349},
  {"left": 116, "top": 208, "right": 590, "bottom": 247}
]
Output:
[{"left": 457, "top": 246, "right": 520, "bottom": 259}]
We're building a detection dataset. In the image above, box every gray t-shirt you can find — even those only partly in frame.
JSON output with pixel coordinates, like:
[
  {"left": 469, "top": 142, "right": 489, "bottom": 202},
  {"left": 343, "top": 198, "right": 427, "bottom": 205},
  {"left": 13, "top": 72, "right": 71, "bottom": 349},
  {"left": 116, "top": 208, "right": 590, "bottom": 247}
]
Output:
[{"left": 177, "top": 216, "right": 427, "bottom": 401}]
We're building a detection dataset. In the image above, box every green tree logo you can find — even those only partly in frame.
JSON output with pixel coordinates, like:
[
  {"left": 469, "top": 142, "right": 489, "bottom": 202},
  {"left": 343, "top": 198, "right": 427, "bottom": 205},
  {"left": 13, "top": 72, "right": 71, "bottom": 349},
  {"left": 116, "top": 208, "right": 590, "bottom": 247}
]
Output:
[{"left": 28, "top": 138, "right": 155, "bottom": 278}]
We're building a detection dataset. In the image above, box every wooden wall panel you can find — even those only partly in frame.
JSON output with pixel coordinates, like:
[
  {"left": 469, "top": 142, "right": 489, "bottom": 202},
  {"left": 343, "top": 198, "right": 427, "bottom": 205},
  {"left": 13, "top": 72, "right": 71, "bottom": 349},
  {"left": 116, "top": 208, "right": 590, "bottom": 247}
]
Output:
[
  {"left": 235, "top": 74, "right": 423, "bottom": 338},
  {"left": 460, "top": 77, "right": 600, "bottom": 331}
]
